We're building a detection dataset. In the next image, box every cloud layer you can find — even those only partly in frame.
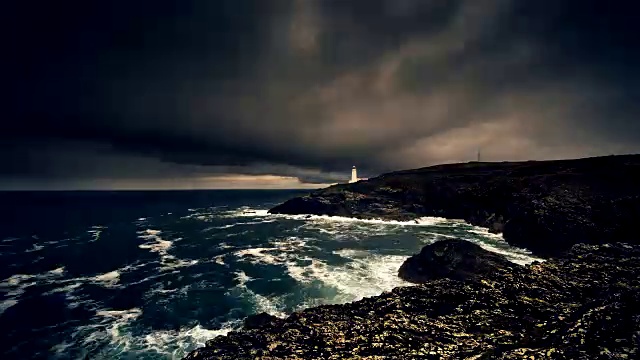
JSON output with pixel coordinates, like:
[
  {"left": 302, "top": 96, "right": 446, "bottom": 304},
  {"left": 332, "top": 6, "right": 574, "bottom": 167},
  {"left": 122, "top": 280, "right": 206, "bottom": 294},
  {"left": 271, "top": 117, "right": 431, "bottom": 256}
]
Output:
[{"left": 3, "top": 0, "right": 640, "bottom": 188}]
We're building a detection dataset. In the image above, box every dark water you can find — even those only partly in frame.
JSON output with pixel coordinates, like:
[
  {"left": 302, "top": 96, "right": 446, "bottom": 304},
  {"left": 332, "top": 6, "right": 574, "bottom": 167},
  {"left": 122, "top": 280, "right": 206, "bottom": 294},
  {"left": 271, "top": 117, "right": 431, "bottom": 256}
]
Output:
[{"left": 0, "top": 190, "right": 540, "bottom": 359}]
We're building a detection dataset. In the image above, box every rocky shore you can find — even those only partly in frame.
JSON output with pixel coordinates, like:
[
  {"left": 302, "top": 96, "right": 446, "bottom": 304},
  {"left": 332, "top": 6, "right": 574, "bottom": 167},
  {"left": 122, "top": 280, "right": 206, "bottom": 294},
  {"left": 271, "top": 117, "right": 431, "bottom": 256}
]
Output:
[
  {"left": 185, "top": 240, "right": 640, "bottom": 359},
  {"left": 184, "top": 155, "right": 640, "bottom": 359},
  {"left": 269, "top": 155, "right": 640, "bottom": 257}
]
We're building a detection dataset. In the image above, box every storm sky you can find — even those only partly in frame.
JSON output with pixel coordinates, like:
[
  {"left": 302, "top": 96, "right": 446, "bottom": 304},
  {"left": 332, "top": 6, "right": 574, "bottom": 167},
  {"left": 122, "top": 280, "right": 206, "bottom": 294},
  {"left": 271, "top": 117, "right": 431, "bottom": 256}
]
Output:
[{"left": 3, "top": 0, "right": 640, "bottom": 189}]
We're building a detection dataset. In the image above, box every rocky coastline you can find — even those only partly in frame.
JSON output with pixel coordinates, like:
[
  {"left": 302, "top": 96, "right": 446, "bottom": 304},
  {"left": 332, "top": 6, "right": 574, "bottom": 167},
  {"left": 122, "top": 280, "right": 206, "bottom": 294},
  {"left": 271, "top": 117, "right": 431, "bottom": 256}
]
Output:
[
  {"left": 269, "top": 155, "right": 640, "bottom": 257},
  {"left": 185, "top": 240, "right": 639, "bottom": 359},
  {"left": 185, "top": 155, "right": 640, "bottom": 359}
]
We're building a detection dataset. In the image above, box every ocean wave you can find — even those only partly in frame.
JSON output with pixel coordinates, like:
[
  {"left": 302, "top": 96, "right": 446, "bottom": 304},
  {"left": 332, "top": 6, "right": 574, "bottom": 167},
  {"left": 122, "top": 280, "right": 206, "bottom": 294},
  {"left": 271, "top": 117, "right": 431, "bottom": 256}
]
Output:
[
  {"left": 207, "top": 219, "right": 277, "bottom": 230},
  {"left": 62, "top": 308, "right": 144, "bottom": 358},
  {"left": 234, "top": 238, "right": 310, "bottom": 269},
  {"left": 92, "top": 270, "right": 121, "bottom": 288},
  {"left": 25, "top": 244, "right": 45, "bottom": 253},
  {"left": 1, "top": 260, "right": 156, "bottom": 319},
  {"left": 227, "top": 208, "right": 270, "bottom": 218},
  {"left": 225, "top": 207, "right": 454, "bottom": 227},
  {"left": 140, "top": 322, "right": 242, "bottom": 359},
  {"left": 213, "top": 255, "right": 227, "bottom": 265},
  {"left": 66, "top": 306, "right": 242, "bottom": 360},
  {"left": 137, "top": 229, "right": 199, "bottom": 271},
  {"left": 87, "top": 225, "right": 106, "bottom": 243},
  {"left": 10, "top": 201, "right": 547, "bottom": 359},
  {"left": 0, "top": 267, "right": 67, "bottom": 314},
  {"left": 232, "top": 235, "right": 410, "bottom": 312},
  {"left": 462, "top": 237, "right": 544, "bottom": 265},
  {"left": 229, "top": 270, "right": 288, "bottom": 318},
  {"left": 0, "top": 299, "right": 18, "bottom": 316},
  {"left": 291, "top": 250, "right": 412, "bottom": 302}
]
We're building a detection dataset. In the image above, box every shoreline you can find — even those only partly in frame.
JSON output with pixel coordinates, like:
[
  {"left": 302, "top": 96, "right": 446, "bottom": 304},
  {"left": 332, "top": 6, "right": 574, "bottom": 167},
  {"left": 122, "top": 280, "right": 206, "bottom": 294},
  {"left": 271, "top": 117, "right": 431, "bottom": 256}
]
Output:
[
  {"left": 185, "top": 240, "right": 640, "bottom": 359},
  {"left": 185, "top": 155, "right": 640, "bottom": 359},
  {"left": 269, "top": 155, "right": 640, "bottom": 257}
]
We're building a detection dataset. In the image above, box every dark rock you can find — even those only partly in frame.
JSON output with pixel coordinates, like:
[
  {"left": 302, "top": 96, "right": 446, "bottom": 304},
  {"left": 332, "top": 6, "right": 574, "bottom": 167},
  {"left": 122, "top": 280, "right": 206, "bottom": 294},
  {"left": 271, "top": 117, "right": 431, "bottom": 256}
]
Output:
[
  {"left": 398, "top": 239, "right": 521, "bottom": 283},
  {"left": 243, "top": 312, "right": 283, "bottom": 330},
  {"left": 184, "top": 241, "right": 640, "bottom": 360},
  {"left": 269, "top": 155, "right": 640, "bottom": 257}
]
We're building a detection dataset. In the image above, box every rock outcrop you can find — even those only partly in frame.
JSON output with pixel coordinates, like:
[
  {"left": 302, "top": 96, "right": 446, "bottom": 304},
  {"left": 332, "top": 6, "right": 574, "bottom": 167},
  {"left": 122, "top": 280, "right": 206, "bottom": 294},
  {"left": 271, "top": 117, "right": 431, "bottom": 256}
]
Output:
[
  {"left": 269, "top": 155, "right": 640, "bottom": 257},
  {"left": 185, "top": 240, "right": 640, "bottom": 360},
  {"left": 397, "top": 239, "right": 522, "bottom": 283}
]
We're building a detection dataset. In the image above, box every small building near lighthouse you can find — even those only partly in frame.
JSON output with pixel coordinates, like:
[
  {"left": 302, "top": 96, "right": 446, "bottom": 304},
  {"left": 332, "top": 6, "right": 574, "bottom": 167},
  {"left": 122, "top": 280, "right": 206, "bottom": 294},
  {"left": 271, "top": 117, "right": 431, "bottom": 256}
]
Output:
[{"left": 348, "top": 166, "right": 368, "bottom": 183}]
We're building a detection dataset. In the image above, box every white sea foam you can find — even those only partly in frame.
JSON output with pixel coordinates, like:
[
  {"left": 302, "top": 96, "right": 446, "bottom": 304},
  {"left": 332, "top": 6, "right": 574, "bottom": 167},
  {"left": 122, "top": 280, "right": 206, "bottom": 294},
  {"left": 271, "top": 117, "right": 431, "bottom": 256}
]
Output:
[
  {"left": 45, "top": 282, "right": 86, "bottom": 309},
  {"left": 229, "top": 270, "right": 287, "bottom": 318},
  {"left": 463, "top": 238, "right": 543, "bottom": 265},
  {"left": 24, "top": 203, "right": 543, "bottom": 359},
  {"left": 140, "top": 323, "right": 242, "bottom": 359},
  {"left": 0, "top": 267, "right": 68, "bottom": 313},
  {"left": 0, "top": 299, "right": 18, "bottom": 315},
  {"left": 233, "top": 270, "right": 254, "bottom": 286},
  {"left": 95, "top": 308, "right": 143, "bottom": 320},
  {"left": 291, "top": 250, "right": 411, "bottom": 303},
  {"left": 234, "top": 238, "right": 310, "bottom": 270},
  {"left": 217, "top": 242, "right": 234, "bottom": 250},
  {"left": 467, "top": 227, "right": 507, "bottom": 241},
  {"left": 211, "top": 219, "right": 278, "bottom": 230},
  {"left": 231, "top": 209, "right": 270, "bottom": 217},
  {"left": 232, "top": 235, "right": 410, "bottom": 311},
  {"left": 212, "top": 224, "right": 238, "bottom": 230},
  {"left": 228, "top": 206, "right": 453, "bottom": 228},
  {"left": 181, "top": 212, "right": 216, "bottom": 222},
  {"left": 70, "top": 308, "right": 145, "bottom": 357},
  {"left": 304, "top": 214, "right": 451, "bottom": 227},
  {"left": 235, "top": 248, "right": 286, "bottom": 265},
  {"left": 25, "top": 244, "right": 45, "bottom": 253},
  {"left": 422, "top": 232, "right": 458, "bottom": 240},
  {"left": 437, "top": 224, "right": 545, "bottom": 265},
  {"left": 69, "top": 313, "right": 242, "bottom": 360},
  {"left": 418, "top": 224, "right": 543, "bottom": 265},
  {"left": 225, "top": 230, "right": 251, "bottom": 238},
  {"left": 88, "top": 225, "right": 106, "bottom": 243},
  {"left": 301, "top": 210, "right": 541, "bottom": 265},
  {"left": 213, "top": 255, "right": 226, "bottom": 265},
  {"left": 50, "top": 267, "right": 66, "bottom": 275},
  {"left": 93, "top": 270, "right": 121, "bottom": 288},
  {"left": 137, "top": 229, "right": 199, "bottom": 271},
  {"left": 62, "top": 288, "right": 247, "bottom": 357}
]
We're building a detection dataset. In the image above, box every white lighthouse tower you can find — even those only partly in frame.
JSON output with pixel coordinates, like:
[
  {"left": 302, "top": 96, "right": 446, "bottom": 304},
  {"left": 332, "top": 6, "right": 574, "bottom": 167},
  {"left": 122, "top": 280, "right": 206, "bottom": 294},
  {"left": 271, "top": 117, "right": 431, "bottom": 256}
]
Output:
[{"left": 349, "top": 166, "right": 358, "bottom": 183}]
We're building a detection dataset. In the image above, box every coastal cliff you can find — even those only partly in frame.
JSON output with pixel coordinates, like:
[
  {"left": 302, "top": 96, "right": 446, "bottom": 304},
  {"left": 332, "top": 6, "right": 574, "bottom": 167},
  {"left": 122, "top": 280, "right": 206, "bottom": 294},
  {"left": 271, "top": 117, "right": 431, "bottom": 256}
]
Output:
[
  {"left": 269, "top": 155, "right": 640, "bottom": 256},
  {"left": 184, "top": 155, "right": 640, "bottom": 359},
  {"left": 185, "top": 240, "right": 640, "bottom": 359}
]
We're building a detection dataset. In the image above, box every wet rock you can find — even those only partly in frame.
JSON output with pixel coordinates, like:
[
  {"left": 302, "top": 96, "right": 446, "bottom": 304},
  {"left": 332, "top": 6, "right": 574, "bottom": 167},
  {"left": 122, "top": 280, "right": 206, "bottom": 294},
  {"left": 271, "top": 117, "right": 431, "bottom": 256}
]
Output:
[
  {"left": 398, "top": 239, "right": 521, "bottom": 283},
  {"left": 243, "top": 312, "right": 283, "bottom": 330},
  {"left": 269, "top": 155, "right": 640, "bottom": 257},
  {"left": 184, "top": 241, "right": 640, "bottom": 360}
]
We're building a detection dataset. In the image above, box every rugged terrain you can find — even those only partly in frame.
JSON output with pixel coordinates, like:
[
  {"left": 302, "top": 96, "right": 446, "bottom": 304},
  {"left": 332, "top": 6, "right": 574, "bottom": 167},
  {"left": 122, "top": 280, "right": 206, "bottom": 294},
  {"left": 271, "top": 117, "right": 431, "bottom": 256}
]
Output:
[
  {"left": 184, "top": 155, "right": 640, "bottom": 359},
  {"left": 270, "top": 155, "right": 640, "bottom": 256},
  {"left": 185, "top": 240, "right": 640, "bottom": 359}
]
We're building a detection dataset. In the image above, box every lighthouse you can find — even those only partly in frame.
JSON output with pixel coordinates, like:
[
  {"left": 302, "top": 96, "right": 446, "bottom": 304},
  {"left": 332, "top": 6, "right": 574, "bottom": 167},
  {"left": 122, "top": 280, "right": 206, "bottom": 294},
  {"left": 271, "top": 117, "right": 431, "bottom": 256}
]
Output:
[{"left": 348, "top": 166, "right": 368, "bottom": 183}]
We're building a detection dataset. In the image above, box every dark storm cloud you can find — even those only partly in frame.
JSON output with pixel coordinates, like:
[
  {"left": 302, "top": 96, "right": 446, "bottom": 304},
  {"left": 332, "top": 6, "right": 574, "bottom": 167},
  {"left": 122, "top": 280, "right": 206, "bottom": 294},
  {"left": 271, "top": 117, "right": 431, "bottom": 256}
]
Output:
[{"left": 2, "top": 0, "right": 640, "bottom": 188}]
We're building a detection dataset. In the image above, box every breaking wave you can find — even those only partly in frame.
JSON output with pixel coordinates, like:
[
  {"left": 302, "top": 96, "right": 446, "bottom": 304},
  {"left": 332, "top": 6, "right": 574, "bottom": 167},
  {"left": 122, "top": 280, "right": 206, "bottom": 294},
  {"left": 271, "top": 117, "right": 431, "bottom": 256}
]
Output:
[{"left": 3, "top": 198, "right": 544, "bottom": 359}]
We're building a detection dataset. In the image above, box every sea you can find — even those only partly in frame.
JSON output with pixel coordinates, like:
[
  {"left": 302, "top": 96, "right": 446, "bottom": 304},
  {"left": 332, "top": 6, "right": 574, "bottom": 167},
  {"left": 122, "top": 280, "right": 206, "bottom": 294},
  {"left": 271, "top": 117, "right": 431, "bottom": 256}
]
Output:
[{"left": 0, "top": 190, "right": 542, "bottom": 359}]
